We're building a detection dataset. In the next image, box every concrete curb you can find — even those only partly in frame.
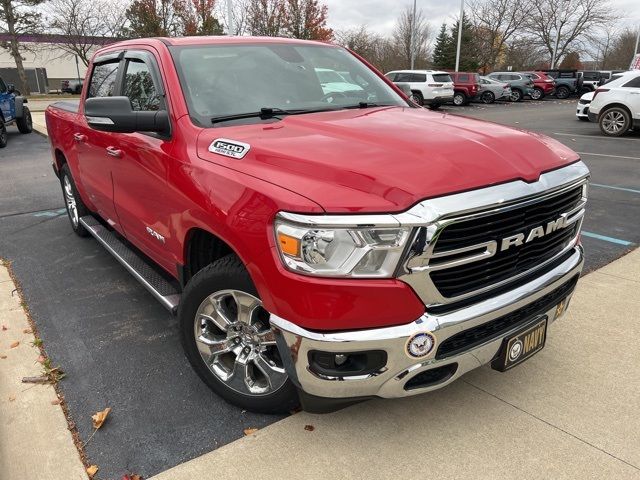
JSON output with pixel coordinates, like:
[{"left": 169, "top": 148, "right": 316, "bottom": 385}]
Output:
[
  {"left": 0, "top": 263, "right": 88, "bottom": 480},
  {"left": 32, "top": 112, "right": 48, "bottom": 137},
  {"left": 151, "top": 248, "right": 640, "bottom": 480}
]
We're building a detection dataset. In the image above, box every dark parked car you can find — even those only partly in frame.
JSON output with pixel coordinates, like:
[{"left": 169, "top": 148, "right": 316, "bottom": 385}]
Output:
[
  {"left": 60, "top": 79, "right": 83, "bottom": 94},
  {"left": 523, "top": 72, "right": 556, "bottom": 100},
  {"left": 0, "top": 76, "right": 32, "bottom": 148},
  {"left": 541, "top": 70, "right": 583, "bottom": 99},
  {"left": 487, "top": 72, "right": 535, "bottom": 102}
]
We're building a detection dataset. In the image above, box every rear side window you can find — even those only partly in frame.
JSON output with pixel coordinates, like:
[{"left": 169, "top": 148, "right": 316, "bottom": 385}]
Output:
[
  {"left": 123, "top": 59, "right": 161, "bottom": 111},
  {"left": 623, "top": 77, "right": 640, "bottom": 88},
  {"left": 432, "top": 74, "right": 452, "bottom": 83},
  {"left": 88, "top": 61, "right": 119, "bottom": 98}
]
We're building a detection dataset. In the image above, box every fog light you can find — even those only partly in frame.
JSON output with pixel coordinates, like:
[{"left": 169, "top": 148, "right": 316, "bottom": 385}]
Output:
[{"left": 334, "top": 354, "right": 348, "bottom": 366}]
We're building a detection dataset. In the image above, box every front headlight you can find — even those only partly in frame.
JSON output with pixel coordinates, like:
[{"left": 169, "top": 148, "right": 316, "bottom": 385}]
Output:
[{"left": 275, "top": 214, "right": 412, "bottom": 278}]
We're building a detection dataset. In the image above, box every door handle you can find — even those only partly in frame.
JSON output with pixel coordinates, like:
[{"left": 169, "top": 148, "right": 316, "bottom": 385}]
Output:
[
  {"left": 73, "top": 133, "right": 86, "bottom": 142},
  {"left": 106, "top": 146, "right": 122, "bottom": 158}
]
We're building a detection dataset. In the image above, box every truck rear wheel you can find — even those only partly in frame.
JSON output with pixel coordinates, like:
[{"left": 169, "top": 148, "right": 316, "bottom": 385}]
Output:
[
  {"left": 179, "top": 255, "right": 299, "bottom": 413},
  {"left": 0, "top": 122, "right": 7, "bottom": 148},
  {"left": 555, "top": 85, "right": 570, "bottom": 99},
  {"left": 60, "top": 164, "right": 90, "bottom": 237},
  {"left": 16, "top": 106, "right": 32, "bottom": 134}
]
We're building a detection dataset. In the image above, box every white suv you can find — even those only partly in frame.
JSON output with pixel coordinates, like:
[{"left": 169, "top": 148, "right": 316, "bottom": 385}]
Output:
[
  {"left": 588, "top": 70, "right": 640, "bottom": 136},
  {"left": 385, "top": 70, "right": 454, "bottom": 109}
]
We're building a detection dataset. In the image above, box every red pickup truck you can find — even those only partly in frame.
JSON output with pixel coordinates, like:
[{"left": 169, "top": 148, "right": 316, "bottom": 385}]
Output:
[{"left": 45, "top": 37, "right": 589, "bottom": 413}]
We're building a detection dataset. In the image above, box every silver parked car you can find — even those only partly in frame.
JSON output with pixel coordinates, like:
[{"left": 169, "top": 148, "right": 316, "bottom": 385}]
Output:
[{"left": 477, "top": 76, "right": 512, "bottom": 103}]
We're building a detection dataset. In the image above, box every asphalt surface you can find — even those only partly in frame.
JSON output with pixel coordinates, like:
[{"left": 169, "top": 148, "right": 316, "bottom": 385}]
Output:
[{"left": 0, "top": 99, "right": 638, "bottom": 478}]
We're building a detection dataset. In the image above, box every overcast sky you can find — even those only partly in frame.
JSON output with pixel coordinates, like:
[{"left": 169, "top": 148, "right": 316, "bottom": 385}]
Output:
[{"left": 323, "top": 0, "right": 640, "bottom": 36}]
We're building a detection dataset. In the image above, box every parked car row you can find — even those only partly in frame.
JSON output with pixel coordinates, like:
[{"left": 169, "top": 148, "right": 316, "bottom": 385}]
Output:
[{"left": 575, "top": 70, "right": 640, "bottom": 137}]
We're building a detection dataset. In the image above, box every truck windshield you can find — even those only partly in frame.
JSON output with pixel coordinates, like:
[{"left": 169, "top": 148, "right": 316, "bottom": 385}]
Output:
[{"left": 169, "top": 43, "right": 406, "bottom": 126}]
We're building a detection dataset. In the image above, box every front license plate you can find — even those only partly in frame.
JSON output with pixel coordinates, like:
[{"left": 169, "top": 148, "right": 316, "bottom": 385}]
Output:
[{"left": 492, "top": 317, "right": 548, "bottom": 372}]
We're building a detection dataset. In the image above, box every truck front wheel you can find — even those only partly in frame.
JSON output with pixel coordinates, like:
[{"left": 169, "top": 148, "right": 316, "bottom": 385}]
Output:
[
  {"left": 179, "top": 255, "right": 299, "bottom": 413},
  {"left": 60, "top": 164, "right": 90, "bottom": 236},
  {"left": 16, "top": 106, "right": 32, "bottom": 134}
]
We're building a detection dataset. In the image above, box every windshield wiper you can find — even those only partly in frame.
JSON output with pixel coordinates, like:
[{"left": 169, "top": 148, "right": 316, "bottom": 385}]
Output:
[
  {"left": 342, "top": 102, "right": 396, "bottom": 109},
  {"left": 211, "top": 106, "right": 338, "bottom": 124}
]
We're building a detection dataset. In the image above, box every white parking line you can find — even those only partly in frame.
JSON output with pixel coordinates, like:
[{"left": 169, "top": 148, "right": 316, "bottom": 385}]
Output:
[
  {"left": 576, "top": 152, "right": 640, "bottom": 161},
  {"left": 553, "top": 132, "right": 640, "bottom": 141}
]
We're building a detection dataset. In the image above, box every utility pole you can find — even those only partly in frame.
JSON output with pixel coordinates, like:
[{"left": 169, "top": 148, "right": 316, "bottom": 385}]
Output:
[
  {"left": 635, "top": 27, "right": 639, "bottom": 55},
  {"left": 227, "top": 0, "right": 235, "bottom": 35},
  {"left": 410, "top": 0, "right": 417, "bottom": 69},
  {"left": 454, "top": 0, "right": 464, "bottom": 72}
]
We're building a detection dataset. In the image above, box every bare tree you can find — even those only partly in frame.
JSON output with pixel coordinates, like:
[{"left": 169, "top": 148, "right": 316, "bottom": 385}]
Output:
[
  {"left": 45, "top": 0, "right": 125, "bottom": 67},
  {"left": 216, "top": 0, "right": 249, "bottom": 34},
  {"left": 0, "top": 0, "right": 44, "bottom": 95},
  {"left": 392, "top": 5, "right": 431, "bottom": 69},
  {"left": 526, "top": 0, "right": 613, "bottom": 67},
  {"left": 247, "top": 0, "right": 286, "bottom": 36},
  {"left": 468, "top": 0, "right": 533, "bottom": 73},
  {"left": 602, "top": 28, "right": 637, "bottom": 69}
]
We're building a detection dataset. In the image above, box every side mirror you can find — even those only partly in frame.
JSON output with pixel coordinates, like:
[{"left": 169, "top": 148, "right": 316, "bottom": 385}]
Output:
[
  {"left": 7, "top": 84, "right": 15, "bottom": 93},
  {"left": 84, "top": 96, "right": 169, "bottom": 135}
]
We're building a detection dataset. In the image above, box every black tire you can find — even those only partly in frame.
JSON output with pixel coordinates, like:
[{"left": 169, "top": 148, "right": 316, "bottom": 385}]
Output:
[
  {"left": 555, "top": 85, "right": 570, "bottom": 99},
  {"left": 510, "top": 89, "right": 523, "bottom": 102},
  {"left": 16, "top": 106, "right": 32, "bottom": 134},
  {"left": 453, "top": 92, "right": 467, "bottom": 106},
  {"left": 530, "top": 87, "right": 544, "bottom": 100},
  {"left": 60, "top": 164, "right": 90, "bottom": 237},
  {"left": 480, "top": 91, "right": 495, "bottom": 104},
  {"left": 0, "top": 122, "right": 7, "bottom": 148},
  {"left": 179, "top": 255, "right": 299, "bottom": 414},
  {"left": 411, "top": 91, "right": 424, "bottom": 106},
  {"left": 427, "top": 103, "right": 441, "bottom": 110},
  {"left": 598, "top": 106, "right": 631, "bottom": 137}
]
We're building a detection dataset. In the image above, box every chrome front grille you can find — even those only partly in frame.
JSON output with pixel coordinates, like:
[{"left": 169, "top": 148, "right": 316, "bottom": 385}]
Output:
[{"left": 400, "top": 178, "right": 588, "bottom": 307}]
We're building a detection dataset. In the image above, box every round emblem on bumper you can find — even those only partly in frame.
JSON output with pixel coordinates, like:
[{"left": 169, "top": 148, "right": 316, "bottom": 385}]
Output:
[
  {"left": 406, "top": 332, "right": 436, "bottom": 358},
  {"left": 508, "top": 339, "right": 524, "bottom": 362}
]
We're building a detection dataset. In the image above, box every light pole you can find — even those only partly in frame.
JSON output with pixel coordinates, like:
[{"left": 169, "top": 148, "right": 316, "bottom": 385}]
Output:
[
  {"left": 410, "top": 0, "right": 417, "bottom": 69},
  {"left": 227, "top": 0, "right": 235, "bottom": 35},
  {"left": 454, "top": 0, "right": 464, "bottom": 72},
  {"left": 635, "top": 27, "right": 639, "bottom": 55}
]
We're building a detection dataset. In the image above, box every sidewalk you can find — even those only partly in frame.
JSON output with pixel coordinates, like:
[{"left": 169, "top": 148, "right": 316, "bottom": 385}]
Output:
[
  {"left": 151, "top": 249, "right": 640, "bottom": 480},
  {"left": 0, "top": 263, "right": 87, "bottom": 479}
]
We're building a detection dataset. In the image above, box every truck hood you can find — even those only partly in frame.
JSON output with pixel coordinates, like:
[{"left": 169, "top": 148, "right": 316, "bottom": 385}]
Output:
[{"left": 196, "top": 106, "right": 580, "bottom": 213}]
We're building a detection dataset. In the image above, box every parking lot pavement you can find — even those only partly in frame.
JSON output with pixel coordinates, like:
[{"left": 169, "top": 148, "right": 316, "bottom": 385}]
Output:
[{"left": 1, "top": 100, "right": 638, "bottom": 478}]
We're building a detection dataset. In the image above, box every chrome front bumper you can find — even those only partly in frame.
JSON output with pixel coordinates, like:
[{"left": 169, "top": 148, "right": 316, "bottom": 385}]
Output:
[{"left": 270, "top": 245, "right": 584, "bottom": 400}]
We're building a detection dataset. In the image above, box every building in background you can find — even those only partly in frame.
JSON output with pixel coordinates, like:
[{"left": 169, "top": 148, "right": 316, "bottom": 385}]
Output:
[{"left": 0, "top": 34, "right": 117, "bottom": 93}]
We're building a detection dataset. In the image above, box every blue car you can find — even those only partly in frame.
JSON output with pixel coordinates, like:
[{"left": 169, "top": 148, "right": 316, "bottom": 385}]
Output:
[{"left": 0, "top": 77, "right": 32, "bottom": 148}]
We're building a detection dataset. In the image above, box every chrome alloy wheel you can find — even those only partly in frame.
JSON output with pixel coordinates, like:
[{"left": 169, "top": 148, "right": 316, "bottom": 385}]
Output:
[
  {"left": 601, "top": 110, "right": 626, "bottom": 135},
  {"left": 63, "top": 175, "right": 79, "bottom": 227},
  {"left": 194, "top": 289, "right": 287, "bottom": 396}
]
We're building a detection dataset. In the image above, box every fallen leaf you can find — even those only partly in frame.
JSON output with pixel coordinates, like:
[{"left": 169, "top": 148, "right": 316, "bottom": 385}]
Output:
[
  {"left": 243, "top": 428, "right": 259, "bottom": 436},
  {"left": 122, "top": 475, "right": 142, "bottom": 480},
  {"left": 9, "top": 341, "right": 19, "bottom": 348},
  {"left": 8, "top": 395, "right": 16, "bottom": 402},
  {"left": 2, "top": 325, "right": 7, "bottom": 331},
  {"left": 0, "top": 355, "right": 6, "bottom": 359},
  {"left": 86, "top": 465, "right": 99, "bottom": 477},
  {"left": 36, "top": 355, "right": 45, "bottom": 364},
  {"left": 51, "top": 399, "right": 61, "bottom": 405},
  {"left": 23, "top": 328, "right": 32, "bottom": 334},
  {"left": 304, "top": 424, "right": 315, "bottom": 432},
  {"left": 92, "top": 407, "right": 111, "bottom": 429}
]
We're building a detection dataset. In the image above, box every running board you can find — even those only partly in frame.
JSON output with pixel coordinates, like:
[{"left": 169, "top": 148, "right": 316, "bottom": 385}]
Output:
[{"left": 79, "top": 216, "right": 181, "bottom": 313}]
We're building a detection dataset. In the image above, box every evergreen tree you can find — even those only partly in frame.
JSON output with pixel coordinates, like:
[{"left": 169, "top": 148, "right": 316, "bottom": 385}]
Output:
[
  {"left": 449, "top": 14, "right": 479, "bottom": 72},
  {"left": 432, "top": 23, "right": 454, "bottom": 69}
]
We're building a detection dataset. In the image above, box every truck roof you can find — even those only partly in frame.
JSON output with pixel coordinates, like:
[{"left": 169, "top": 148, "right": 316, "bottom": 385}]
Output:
[{"left": 95, "top": 35, "right": 331, "bottom": 55}]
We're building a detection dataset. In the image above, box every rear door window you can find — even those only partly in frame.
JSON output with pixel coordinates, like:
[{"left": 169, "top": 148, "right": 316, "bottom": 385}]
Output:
[
  {"left": 622, "top": 77, "right": 640, "bottom": 88},
  {"left": 88, "top": 61, "right": 120, "bottom": 98},
  {"left": 410, "top": 73, "right": 427, "bottom": 82},
  {"left": 432, "top": 74, "right": 452, "bottom": 83},
  {"left": 123, "top": 58, "right": 162, "bottom": 111},
  {"left": 457, "top": 74, "right": 469, "bottom": 82}
]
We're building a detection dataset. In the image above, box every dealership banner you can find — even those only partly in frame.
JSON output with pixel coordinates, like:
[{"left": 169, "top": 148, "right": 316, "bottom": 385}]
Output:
[{"left": 631, "top": 54, "right": 640, "bottom": 70}]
